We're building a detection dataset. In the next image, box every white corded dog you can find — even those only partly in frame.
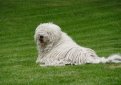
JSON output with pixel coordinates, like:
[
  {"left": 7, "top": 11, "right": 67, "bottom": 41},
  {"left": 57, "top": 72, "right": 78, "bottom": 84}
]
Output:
[{"left": 34, "top": 23, "right": 121, "bottom": 66}]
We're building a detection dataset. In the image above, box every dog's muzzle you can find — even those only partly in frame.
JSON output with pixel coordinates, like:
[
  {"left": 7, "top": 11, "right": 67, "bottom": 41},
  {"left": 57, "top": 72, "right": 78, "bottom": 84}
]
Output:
[
  {"left": 39, "top": 35, "right": 44, "bottom": 43},
  {"left": 39, "top": 35, "right": 46, "bottom": 48}
]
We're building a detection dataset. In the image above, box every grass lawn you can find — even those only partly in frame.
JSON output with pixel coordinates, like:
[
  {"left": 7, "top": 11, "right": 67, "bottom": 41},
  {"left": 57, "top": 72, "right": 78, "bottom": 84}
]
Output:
[{"left": 0, "top": 0, "right": 121, "bottom": 85}]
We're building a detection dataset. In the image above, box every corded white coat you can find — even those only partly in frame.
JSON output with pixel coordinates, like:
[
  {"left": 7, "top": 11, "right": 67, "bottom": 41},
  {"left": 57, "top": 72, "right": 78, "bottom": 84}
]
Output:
[{"left": 34, "top": 23, "right": 121, "bottom": 66}]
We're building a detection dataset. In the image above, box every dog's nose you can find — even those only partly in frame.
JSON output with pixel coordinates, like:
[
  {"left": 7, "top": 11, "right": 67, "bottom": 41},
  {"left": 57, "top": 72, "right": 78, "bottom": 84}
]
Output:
[
  {"left": 40, "top": 35, "right": 43, "bottom": 39},
  {"left": 39, "top": 35, "right": 44, "bottom": 43}
]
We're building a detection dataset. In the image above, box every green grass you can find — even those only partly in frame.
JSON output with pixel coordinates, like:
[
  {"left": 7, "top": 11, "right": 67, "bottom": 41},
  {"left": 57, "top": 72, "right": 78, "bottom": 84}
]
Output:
[{"left": 0, "top": 0, "right": 121, "bottom": 85}]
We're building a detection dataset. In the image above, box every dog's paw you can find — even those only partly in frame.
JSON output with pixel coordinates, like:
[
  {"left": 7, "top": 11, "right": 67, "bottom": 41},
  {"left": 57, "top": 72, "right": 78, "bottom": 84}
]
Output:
[{"left": 36, "top": 59, "right": 40, "bottom": 64}]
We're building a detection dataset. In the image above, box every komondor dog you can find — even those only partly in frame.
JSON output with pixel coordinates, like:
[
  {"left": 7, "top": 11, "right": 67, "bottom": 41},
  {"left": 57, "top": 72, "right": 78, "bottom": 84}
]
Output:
[{"left": 34, "top": 23, "right": 121, "bottom": 66}]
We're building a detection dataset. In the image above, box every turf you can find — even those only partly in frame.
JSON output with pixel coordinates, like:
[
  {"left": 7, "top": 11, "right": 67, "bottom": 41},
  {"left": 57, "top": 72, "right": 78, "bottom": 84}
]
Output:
[{"left": 0, "top": 0, "right": 121, "bottom": 85}]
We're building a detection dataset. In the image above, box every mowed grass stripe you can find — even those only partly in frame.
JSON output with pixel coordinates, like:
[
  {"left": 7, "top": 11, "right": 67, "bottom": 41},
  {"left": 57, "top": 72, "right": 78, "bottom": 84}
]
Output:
[{"left": 0, "top": 0, "right": 120, "bottom": 19}]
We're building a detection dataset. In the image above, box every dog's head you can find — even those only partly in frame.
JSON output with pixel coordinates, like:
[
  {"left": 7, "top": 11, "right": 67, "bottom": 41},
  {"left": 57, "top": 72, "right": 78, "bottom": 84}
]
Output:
[{"left": 34, "top": 23, "right": 62, "bottom": 48}]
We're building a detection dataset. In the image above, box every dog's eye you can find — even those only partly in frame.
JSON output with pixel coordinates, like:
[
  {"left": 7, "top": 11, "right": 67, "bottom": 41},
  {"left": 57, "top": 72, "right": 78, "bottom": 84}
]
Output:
[{"left": 40, "top": 35, "right": 43, "bottom": 38}]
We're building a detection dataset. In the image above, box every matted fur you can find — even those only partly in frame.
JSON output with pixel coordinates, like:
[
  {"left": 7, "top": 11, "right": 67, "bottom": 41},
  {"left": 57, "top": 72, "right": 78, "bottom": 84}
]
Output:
[{"left": 34, "top": 23, "right": 121, "bottom": 66}]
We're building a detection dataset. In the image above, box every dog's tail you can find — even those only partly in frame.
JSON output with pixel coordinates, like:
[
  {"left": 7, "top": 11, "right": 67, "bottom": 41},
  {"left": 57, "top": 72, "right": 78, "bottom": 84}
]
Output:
[{"left": 100, "top": 54, "right": 121, "bottom": 63}]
